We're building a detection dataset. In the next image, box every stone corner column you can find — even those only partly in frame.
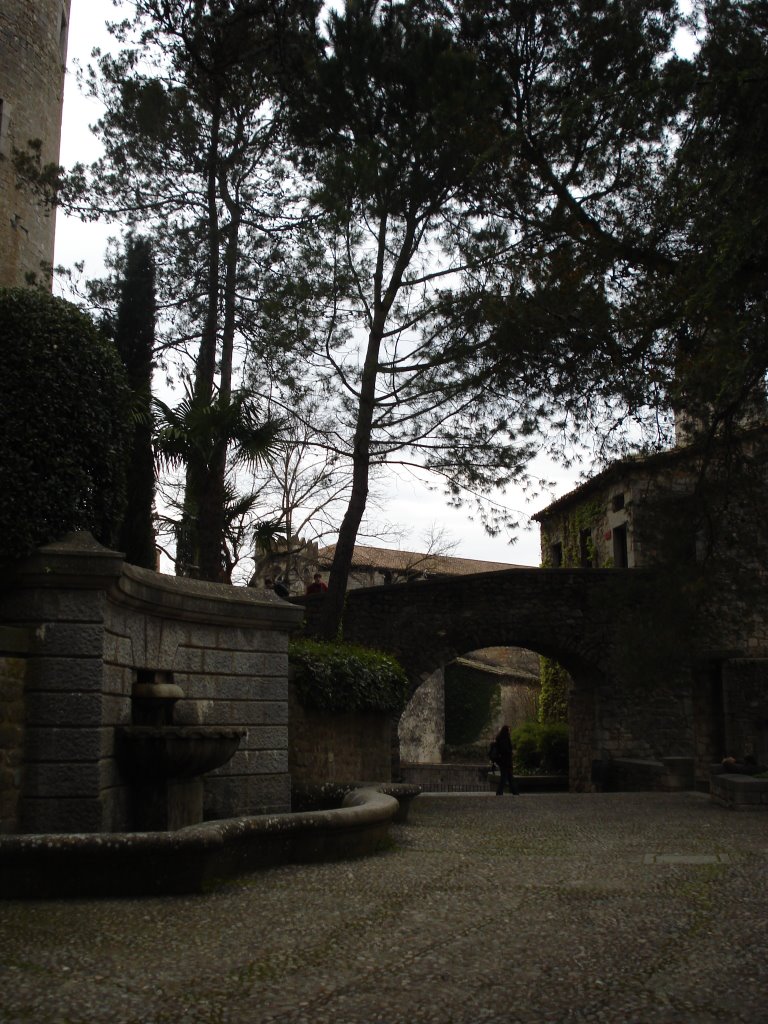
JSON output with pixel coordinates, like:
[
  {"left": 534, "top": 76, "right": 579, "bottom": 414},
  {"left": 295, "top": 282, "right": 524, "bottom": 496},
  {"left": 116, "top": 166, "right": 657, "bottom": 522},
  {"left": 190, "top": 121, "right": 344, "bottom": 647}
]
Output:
[{"left": 9, "top": 532, "right": 125, "bottom": 834}]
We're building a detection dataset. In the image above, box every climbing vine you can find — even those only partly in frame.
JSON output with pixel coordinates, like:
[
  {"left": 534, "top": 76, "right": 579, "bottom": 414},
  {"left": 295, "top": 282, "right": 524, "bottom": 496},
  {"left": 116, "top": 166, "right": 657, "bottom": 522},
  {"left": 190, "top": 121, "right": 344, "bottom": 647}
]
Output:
[
  {"left": 538, "top": 657, "right": 570, "bottom": 723},
  {"left": 542, "top": 498, "right": 606, "bottom": 567}
]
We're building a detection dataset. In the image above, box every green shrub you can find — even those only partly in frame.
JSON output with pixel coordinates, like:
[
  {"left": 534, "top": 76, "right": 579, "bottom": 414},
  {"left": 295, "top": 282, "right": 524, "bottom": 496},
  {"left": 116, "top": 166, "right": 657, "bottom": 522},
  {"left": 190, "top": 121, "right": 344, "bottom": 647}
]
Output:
[
  {"left": 511, "top": 722, "right": 542, "bottom": 771},
  {"left": 0, "top": 288, "right": 131, "bottom": 561},
  {"left": 289, "top": 638, "right": 409, "bottom": 714},
  {"left": 538, "top": 722, "right": 569, "bottom": 773},
  {"left": 511, "top": 721, "right": 569, "bottom": 774}
]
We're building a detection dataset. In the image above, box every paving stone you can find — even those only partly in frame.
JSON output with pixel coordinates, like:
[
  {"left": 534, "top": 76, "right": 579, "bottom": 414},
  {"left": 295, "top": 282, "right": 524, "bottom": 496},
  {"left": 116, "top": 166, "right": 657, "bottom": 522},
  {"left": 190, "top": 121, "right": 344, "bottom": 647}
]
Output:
[{"left": 1, "top": 792, "right": 767, "bottom": 1024}]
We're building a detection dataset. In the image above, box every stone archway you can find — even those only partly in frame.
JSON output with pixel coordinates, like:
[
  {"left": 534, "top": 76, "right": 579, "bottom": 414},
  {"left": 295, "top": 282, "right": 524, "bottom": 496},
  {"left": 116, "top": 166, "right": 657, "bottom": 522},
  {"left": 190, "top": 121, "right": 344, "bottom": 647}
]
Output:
[{"left": 299, "top": 563, "right": 747, "bottom": 789}]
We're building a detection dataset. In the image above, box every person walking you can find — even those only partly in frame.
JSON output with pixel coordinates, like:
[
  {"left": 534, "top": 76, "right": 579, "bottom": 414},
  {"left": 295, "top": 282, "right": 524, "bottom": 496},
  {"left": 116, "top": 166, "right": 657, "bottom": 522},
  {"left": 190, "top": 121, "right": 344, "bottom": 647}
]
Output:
[{"left": 493, "top": 724, "right": 518, "bottom": 796}]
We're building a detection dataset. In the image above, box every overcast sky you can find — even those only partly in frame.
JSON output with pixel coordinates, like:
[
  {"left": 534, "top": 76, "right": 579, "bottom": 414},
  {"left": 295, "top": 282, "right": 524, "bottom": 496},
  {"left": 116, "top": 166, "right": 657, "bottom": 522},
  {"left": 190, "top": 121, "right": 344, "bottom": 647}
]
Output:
[{"left": 54, "top": 0, "right": 587, "bottom": 567}]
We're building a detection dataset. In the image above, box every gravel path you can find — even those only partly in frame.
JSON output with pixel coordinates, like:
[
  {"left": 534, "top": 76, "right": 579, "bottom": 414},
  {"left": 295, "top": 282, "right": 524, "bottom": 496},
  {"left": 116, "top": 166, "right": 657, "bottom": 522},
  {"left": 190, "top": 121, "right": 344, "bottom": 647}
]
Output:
[{"left": 2, "top": 791, "right": 766, "bottom": 1024}]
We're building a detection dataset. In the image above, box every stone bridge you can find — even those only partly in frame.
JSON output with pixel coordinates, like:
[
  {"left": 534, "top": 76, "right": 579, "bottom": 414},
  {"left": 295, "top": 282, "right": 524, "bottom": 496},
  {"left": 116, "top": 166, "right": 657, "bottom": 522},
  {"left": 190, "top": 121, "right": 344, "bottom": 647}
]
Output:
[{"left": 304, "top": 567, "right": 767, "bottom": 791}]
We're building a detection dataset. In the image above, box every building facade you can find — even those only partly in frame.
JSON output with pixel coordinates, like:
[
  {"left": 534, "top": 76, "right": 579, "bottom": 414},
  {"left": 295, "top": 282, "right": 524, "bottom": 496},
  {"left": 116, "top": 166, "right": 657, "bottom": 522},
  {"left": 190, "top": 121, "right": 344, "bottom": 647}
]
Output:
[{"left": 533, "top": 428, "right": 768, "bottom": 778}]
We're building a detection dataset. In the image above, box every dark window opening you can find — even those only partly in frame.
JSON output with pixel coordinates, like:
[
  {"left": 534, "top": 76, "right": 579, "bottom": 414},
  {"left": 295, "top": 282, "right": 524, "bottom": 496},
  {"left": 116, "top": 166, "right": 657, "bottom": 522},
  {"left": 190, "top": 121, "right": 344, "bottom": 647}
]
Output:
[
  {"left": 613, "top": 524, "right": 628, "bottom": 568},
  {"left": 579, "top": 528, "right": 594, "bottom": 568},
  {"left": 0, "top": 98, "right": 7, "bottom": 156},
  {"left": 59, "top": 7, "right": 69, "bottom": 65},
  {"left": 611, "top": 493, "right": 625, "bottom": 512},
  {"left": 550, "top": 542, "right": 563, "bottom": 567}
]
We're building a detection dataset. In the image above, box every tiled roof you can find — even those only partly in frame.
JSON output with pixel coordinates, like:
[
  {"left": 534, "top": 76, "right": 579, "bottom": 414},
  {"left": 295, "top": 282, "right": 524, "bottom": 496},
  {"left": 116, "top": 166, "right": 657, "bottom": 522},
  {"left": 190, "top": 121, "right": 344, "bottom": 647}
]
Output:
[{"left": 316, "top": 543, "right": 523, "bottom": 576}]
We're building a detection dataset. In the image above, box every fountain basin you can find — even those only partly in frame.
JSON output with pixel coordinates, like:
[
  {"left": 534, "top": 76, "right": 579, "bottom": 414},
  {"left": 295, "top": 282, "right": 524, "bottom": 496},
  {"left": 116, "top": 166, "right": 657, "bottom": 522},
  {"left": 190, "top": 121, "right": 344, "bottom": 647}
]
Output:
[
  {"left": 0, "top": 787, "right": 405, "bottom": 898},
  {"left": 116, "top": 725, "right": 247, "bottom": 780}
]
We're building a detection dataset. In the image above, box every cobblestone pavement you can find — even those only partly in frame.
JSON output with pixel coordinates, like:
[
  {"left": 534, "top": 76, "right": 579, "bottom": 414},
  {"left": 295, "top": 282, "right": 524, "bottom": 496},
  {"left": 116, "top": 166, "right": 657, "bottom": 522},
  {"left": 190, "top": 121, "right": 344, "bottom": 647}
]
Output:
[{"left": 2, "top": 792, "right": 767, "bottom": 1024}]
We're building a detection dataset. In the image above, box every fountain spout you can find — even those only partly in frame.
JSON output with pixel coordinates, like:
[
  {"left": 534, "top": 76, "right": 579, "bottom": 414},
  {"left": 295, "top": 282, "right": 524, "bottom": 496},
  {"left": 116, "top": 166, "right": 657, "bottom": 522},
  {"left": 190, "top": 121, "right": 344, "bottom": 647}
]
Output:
[{"left": 116, "top": 672, "right": 246, "bottom": 831}]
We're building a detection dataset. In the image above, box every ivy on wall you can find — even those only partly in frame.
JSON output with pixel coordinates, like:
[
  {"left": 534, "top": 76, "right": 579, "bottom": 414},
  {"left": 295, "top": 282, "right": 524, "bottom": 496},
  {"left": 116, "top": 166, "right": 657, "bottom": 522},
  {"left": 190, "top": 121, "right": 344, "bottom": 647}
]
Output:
[
  {"left": 541, "top": 497, "right": 606, "bottom": 568},
  {"left": 289, "top": 639, "right": 409, "bottom": 714},
  {"left": 539, "top": 656, "right": 570, "bottom": 723},
  {"left": 444, "top": 661, "right": 501, "bottom": 746}
]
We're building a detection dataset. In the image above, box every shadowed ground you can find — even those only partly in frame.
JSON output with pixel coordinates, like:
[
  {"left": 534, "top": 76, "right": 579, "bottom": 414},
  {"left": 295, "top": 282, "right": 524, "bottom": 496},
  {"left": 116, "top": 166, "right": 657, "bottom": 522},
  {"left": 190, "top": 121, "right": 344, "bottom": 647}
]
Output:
[{"left": 1, "top": 792, "right": 766, "bottom": 1024}]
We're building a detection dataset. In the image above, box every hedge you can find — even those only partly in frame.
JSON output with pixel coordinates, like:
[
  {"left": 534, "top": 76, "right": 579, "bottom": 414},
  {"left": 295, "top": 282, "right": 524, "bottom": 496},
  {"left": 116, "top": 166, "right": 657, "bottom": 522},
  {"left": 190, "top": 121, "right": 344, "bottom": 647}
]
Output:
[
  {"left": 289, "top": 638, "right": 409, "bottom": 714},
  {"left": 0, "top": 288, "right": 131, "bottom": 561}
]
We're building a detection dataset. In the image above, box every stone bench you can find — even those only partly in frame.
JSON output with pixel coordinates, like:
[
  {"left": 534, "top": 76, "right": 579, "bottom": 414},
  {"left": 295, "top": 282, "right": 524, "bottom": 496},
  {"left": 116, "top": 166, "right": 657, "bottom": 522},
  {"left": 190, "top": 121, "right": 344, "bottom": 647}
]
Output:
[{"left": 709, "top": 767, "right": 768, "bottom": 810}]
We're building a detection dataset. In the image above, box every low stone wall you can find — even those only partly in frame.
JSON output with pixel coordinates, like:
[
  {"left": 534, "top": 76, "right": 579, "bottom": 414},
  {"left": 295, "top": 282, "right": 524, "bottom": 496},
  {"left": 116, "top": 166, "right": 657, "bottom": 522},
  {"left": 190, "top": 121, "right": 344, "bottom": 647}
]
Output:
[
  {"left": 288, "top": 685, "right": 392, "bottom": 786},
  {"left": 0, "top": 627, "right": 30, "bottom": 833},
  {"left": 0, "top": 533, "right": 303, "bottom": 834},
  {"left": 0, "top": 786, "right": 402, "bottom": 898},
  {"left": 399, "top": 761, "right": 489, "bottom": 792},
  {"left": 710, "top": 768, "right": 768, "bottom": 809},
  {"left": 592, "top": 756, "right": 696, "bottom": 793}
]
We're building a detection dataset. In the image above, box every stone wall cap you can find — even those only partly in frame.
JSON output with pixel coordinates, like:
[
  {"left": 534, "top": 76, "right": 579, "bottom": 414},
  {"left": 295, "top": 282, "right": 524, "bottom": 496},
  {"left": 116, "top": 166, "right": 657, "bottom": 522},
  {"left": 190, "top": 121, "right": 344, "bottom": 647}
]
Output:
[
  {"left": 13, "top": 531, "right": 124, "bottom": 588},
  {"left": 115, "top": 564, "right": 304, "bottom": 628}
]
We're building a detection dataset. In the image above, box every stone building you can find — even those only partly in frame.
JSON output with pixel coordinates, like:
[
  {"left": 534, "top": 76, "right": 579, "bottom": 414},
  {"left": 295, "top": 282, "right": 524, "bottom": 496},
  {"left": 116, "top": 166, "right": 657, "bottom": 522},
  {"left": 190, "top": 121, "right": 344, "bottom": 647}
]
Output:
[
  {"left": 0, "top": 0, "right": 70, "bottom": 288},
  {"left": 532, "top": 426, "right": 768, "bottom": 777},
  {"left": 316, "top": 543, "right": 522, "bottom": 590},
  {"left": 532, "top": 426, "right": 768, "bottom": 572}
]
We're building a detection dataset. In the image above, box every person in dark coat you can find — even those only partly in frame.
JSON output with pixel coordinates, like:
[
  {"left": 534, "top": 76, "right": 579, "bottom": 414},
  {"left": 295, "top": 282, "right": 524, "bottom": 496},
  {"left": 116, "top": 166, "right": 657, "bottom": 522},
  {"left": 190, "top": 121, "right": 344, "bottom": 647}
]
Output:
[
  {"left": 494, "top": 724, "right": 518, "bottom": 796},
  {"left": 306, "top": 572, "right": 328, "bottom": 594}
]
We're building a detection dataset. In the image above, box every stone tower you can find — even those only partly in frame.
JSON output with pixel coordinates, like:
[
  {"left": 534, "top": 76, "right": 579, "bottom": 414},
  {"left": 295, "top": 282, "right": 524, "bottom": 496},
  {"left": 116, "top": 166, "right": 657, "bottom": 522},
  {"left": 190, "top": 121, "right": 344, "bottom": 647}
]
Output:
[{"left": 0, "top": 0, "right": 71, "bottom": 288}]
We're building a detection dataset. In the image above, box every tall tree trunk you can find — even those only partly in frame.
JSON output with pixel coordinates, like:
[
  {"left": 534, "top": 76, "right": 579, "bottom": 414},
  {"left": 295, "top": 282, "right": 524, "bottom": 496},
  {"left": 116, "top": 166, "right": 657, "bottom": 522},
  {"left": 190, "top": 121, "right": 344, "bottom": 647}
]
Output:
[
  {"left": 183, "top": 105, "right": 224, "bottom": 580},
  {"left": 317, "top": 216, "right": 416, "bottom": 638},
  {"left": 114, "top": 235, "right": 157, "bottom": 569},
  {"left": 316, "top": 324, "right": 381, "bottom": 638}
]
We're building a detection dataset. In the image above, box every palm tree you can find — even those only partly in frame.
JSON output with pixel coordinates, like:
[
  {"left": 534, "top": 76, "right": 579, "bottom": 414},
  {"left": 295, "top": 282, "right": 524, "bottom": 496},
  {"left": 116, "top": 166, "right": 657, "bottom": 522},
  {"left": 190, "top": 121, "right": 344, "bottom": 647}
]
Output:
[{"left": 154, "top": 389, "right": 281, "bottom": 580}]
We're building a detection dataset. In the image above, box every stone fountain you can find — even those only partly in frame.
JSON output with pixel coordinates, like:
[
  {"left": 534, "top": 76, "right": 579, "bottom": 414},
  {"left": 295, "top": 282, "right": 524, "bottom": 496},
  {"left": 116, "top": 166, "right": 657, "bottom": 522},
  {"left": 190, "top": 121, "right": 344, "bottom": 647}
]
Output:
[{"left": 116, "top": 671, "right": 246, "bottom": 831}]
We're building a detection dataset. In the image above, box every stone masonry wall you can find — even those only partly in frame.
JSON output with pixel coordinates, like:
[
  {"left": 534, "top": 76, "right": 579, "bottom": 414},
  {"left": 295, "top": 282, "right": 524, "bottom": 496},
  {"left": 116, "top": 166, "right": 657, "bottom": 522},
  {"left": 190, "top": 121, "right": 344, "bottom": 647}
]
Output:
[
  {"left": 0, "top": 0, "right": 70, "bottom": 288},
  {"left": 0, "top": 627, "right": 29, "bottom": 833},
  {"left": 102, "top": 571, "right": 296, "bottom": 828},
  {"left": 288, "top": 685, "right": 392, "bottom": 786},
  {"left": 0, "top": 533, "right": 302, "bottom": 834},
  {"left": 398, "top": 668, "right": 444, "bottom": 763}
]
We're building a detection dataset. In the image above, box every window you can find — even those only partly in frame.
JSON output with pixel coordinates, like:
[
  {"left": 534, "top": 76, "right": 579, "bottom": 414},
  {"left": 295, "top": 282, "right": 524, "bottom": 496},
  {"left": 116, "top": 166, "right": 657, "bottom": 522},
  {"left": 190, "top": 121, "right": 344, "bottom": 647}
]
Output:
[
  {"left": 0, "top": 99, "right": 9, "bottom": 158},
  {"left": 550, "top": 542, "right": 563, "bottom": 568},
  {"left": 611, "top": 493, "right": 625, "bottom": 512},
  {"left": 613, "top": 524, "right": 628, "bottom": 568},
  {"left": 59, "top": 6, "right": 69, "bottom": 66},
  {"left": 579, "top": 528, "right": 594, "bottom": 568}
]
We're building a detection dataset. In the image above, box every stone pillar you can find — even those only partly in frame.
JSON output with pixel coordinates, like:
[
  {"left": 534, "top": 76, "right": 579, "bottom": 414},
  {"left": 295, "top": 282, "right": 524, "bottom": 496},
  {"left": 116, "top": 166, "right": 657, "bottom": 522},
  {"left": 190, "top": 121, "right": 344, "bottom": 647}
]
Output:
[
  {"left": 0, "top": 626, "right": 30, "bottom": 832},
  {"left": 0, "top": 0, "right": 71, "bottom": 288},
  {"left": 0, "top": 533, "right": 123, "bottom": 833}
]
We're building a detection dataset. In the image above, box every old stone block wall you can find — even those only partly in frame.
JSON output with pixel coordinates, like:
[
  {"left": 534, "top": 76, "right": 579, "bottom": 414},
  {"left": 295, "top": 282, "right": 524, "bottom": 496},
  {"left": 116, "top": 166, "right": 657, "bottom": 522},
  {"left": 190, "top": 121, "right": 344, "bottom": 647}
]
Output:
[
  {"left": 288, "top": 685, "right": 392, "bottom": 785},
  {"left": 398, "top": 668, "right": 444, "bottom": 763},
  {"left": 0, "top": 627, "right": 29, "bottom": 833},
  {"left": 0, "top": 0, "right": 70, "bottom": 288},
  {"left": 722, "top": 659, "right": 768, "bottom": 764},
  {"left": 0, "top": 533, "right": 302, "bottom": 834}
]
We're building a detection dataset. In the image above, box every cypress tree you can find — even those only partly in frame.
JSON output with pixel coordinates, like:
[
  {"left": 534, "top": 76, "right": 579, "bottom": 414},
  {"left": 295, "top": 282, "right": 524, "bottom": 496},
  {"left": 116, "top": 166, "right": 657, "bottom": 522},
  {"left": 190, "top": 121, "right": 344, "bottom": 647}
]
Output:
[{"left": 114, "top": 235, "right": 157, "bottom": 569}]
